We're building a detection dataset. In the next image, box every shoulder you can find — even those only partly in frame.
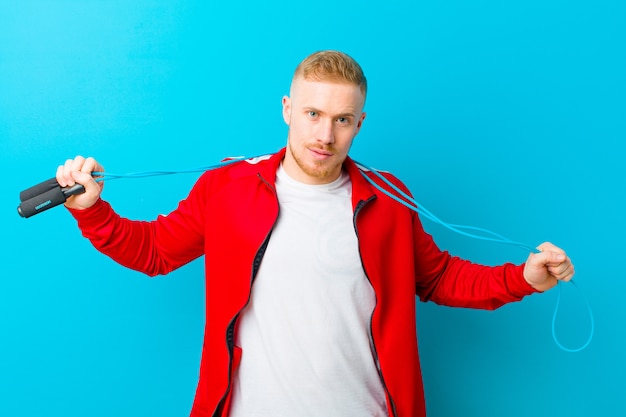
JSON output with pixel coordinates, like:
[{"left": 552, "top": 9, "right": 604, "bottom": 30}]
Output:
[
  {"left": 193, "top": 150, "right": 283, "bottom": 192},
  {"left": 347, "top": 157, "right": 413, "bottom": 198}
]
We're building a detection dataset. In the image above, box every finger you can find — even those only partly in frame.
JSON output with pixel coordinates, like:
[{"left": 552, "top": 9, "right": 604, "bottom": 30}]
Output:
[
  {"left": 74, "top": 157, "right": 103, "bottom": 187},
  {"left": 538, "top": 250, "right": 567, "bottom": 267},
  {"left": 71, "top": 169, "right": 95, "bottom": 186},
  {"left": 549, "top": 262, "right": 575, "bottom": 282},
  {"left": 59, "top": 157, "right": 82, "bottom": 187},
  {"left": 536, "top": 241, "right": 565, "bottom": 255},
  {"left": 73, "top": 157, "right": 106, "bottom": 198},
  {"left": 80, "top": 157, "right": 100, "bottom": 175},
  {"left": 70, "top": 155, "right": 87, "bottom": 174},
  {"left": 56, "top": 164, "right": 67, "bottom": 187},
  {"left": 69, "top": 156, "right": 87, "bottom": 182}
]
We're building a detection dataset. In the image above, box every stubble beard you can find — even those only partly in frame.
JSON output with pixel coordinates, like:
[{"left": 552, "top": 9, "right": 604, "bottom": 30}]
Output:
[{"left": 288, "top": 140, "right": 342, "bottom": 182}]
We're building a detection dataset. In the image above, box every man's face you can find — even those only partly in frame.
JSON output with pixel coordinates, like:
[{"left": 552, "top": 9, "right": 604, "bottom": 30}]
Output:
[{"left": 282, "top": 77, "right": 366, "bottom": 184}]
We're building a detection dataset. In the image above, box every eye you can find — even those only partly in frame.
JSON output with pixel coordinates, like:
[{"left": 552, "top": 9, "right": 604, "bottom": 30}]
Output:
[
  {"left": 308, "top": 111, "right": 318, "bottom": 118},
  {"left": 337, "top": 117, "right": 351, "bottom": 124}
]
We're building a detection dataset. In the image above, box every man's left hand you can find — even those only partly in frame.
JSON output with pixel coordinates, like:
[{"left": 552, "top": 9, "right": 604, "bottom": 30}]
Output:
[{"left": 524, "top": 242, "right": 575, "bottom": 291}]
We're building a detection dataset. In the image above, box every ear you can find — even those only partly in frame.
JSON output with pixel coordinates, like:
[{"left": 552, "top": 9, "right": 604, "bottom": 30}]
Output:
[
  {"left": 354, "top": 111, "right": 366, "bottom": 135},
  {"left": 282, "top": 95, "right": 291, "bottom": 125}
]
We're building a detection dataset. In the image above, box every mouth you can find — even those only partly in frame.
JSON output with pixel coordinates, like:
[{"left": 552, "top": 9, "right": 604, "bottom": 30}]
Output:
[{"left": 308, "top": 147, "right": 334, "bottom": 160}]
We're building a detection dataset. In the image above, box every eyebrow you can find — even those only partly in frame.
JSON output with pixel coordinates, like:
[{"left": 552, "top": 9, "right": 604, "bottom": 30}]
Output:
[{"left": 304, "top": 107, "right": 358, "bottom": 119}]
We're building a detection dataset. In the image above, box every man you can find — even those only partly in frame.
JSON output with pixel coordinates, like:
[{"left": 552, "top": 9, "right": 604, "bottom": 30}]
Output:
[{"left": 56, "top": 50, "right": 574, "bottom": 417}]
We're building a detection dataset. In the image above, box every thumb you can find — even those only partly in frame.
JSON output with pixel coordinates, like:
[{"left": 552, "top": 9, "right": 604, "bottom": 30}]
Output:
[
  {"left": 65, "top": 171, "right": 102, "bottom": 210},
  {"left": 540, "top": 250, "right": 567, "bottom": 266},
  {"left": 71, "top": 169, "right": 96, "bottom": 186}
]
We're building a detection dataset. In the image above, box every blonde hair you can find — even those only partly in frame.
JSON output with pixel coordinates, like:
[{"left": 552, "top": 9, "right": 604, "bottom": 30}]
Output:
[{"left": 293, "top": 50, "right": 367, "bottom": 97}]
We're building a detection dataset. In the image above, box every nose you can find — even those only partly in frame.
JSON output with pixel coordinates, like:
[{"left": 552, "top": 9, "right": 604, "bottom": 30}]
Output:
[{"left": 316, "top": 118, "right": 335, "bottom": 145}]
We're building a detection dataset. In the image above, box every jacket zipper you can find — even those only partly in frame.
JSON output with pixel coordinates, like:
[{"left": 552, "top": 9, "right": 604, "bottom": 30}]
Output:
[
  {"left": 211, "top": 173, "right": 278, "bottom": 417},
  {"left": 353, "top": 198, "right": 398, "bottom": 417}
]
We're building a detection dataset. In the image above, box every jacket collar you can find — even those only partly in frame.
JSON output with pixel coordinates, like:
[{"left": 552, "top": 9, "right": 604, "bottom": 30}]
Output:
[
  {"left": 259, "top": 147, "right": 377, "bottom": 203},
  {"left": 253, "top": 147, "right": 286, "bottom": 185},
  {"left": 343, "top": 155, "right": 378, "bottom": 204}
]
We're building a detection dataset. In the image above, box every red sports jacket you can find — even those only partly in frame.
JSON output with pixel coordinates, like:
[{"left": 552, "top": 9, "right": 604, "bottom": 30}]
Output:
[{"left": 69, "top": 148, "right": 537, "bottom": 416}]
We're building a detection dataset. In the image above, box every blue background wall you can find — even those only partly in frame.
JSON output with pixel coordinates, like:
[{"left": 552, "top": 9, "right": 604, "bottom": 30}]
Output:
[{"left": 1, "top": 1, "right": 624, "bottom": 415}]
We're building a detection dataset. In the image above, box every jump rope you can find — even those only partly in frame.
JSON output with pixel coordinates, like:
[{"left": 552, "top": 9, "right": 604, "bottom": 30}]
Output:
[{"left": 17, "top": 154, "right": 594, "bottom": 353}]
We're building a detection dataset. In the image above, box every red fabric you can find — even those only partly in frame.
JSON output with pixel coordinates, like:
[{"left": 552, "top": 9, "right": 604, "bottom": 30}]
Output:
[{"left": 69, "top": 148, "right": 537, "bottom": 417}]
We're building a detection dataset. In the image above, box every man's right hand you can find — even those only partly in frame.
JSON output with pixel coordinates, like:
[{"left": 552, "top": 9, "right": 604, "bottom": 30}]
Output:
[{"left": 56, "top": 156, "right": 104, "bottom": 210}]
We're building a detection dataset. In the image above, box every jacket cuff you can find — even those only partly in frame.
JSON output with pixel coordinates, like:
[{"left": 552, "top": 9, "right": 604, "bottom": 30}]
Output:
[
  {"left": 510, "top": 263, "right": 541, "bottom": 297},
  {"left": 66, "top": 198, "right": 111, "bottom": 229}
]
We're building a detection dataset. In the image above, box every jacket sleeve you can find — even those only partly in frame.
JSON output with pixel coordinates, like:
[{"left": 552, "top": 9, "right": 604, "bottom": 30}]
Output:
[
  {"left": 67, "top": 176, "right": 209, "bottom": 277},
  {"left": 412, "top": 211, "right": 538, "bottom": 310}
]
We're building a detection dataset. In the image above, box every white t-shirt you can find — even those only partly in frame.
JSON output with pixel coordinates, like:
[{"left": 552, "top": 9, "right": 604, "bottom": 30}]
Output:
[{"left": 229, "top": 165, "right": 388, "bottom": 417}]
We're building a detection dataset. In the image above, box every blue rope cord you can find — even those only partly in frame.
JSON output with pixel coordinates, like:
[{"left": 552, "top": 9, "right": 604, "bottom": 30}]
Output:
[
  {"left": 91, "top": 155, "right": 594, "bottom": 352},
  {"left": 353, "top": 160, "right": 594, "bottom": 353}
]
